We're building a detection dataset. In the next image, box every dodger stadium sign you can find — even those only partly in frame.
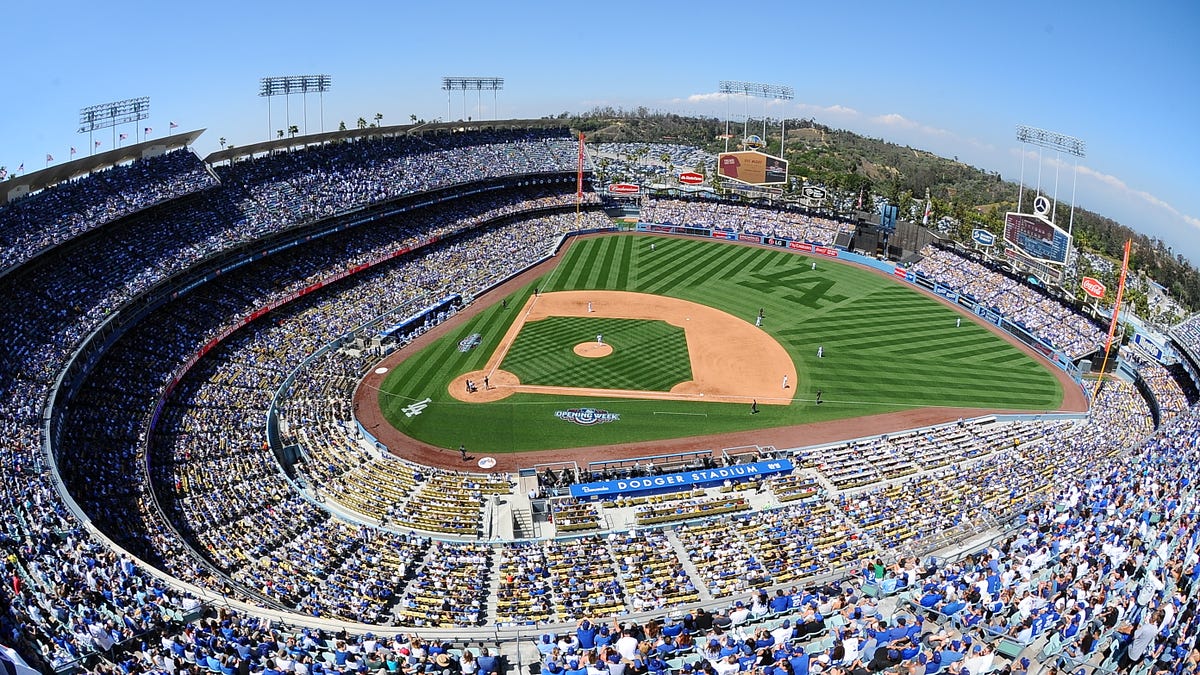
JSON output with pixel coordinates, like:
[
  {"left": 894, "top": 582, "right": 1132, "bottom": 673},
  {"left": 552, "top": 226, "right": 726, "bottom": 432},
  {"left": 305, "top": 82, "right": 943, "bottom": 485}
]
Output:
[
  {"left": 555, "top": 408, "right": 620, "bottom": 425},
  {"left": 569, "top": 459, "right": 795, "bottom": 499}
]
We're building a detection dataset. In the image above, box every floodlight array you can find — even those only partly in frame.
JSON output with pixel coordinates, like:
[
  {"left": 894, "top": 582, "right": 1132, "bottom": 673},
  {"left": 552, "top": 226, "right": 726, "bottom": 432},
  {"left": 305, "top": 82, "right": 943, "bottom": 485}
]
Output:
[
  {"left": 718, "top": 81, "right": 794, "bottom": 100},
  {"left": 78, "top": 97, "right": 150, "bottom": 133},
  {"left": 1016, "top": 125, "right": 1086, "bottom": 158},
  {"left": 259, "top": 75, "right": 332, "bottom": 97},
  {"left": 442, "top": 77, "right": 505, "bottom": 91}
]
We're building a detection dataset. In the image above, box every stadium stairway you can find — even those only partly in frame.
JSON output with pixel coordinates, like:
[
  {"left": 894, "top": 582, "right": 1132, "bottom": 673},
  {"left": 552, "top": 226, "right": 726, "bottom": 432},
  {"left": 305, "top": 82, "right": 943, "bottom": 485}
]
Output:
[
  {"left": 665, "top": 530, "right": 715, "bottom": 604},
  {"left": 511, "top": 508, "right": 535, "bottom": 538}
]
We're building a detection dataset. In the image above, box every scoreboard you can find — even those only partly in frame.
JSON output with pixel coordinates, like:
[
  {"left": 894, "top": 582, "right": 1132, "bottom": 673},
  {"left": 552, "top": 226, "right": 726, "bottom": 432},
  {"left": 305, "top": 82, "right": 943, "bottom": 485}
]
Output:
[
  {"left": 1004, "top": 212, "right": 1071, "bottom": 265},
  {"left": 717, "top": 150, "right": 788, "bottom": 186}
]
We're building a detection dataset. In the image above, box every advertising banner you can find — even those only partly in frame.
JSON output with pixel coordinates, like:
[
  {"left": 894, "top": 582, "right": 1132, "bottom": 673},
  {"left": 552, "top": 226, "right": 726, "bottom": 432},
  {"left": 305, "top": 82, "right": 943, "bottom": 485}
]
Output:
[
  {"left": 569, "top": 459, "right": 794, "bottom": 499},
  {"left": 717, "top": 150, "right": 789, "bottom": 185}
]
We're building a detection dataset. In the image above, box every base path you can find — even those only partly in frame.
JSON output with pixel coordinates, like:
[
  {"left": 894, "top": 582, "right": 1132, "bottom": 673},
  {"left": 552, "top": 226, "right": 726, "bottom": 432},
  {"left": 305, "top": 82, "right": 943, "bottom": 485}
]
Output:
[{"left": 447, "top": 290, "right": 797, "bottom": 405}]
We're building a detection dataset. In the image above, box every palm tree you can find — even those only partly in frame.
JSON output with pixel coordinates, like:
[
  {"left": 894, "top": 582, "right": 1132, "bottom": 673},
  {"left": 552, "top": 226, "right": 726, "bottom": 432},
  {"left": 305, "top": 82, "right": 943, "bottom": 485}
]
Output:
[
  {"left": 339, "top": 121, "right": 347, "bottom": 132},
  {"left": 374, "top": 113, "right": 383, "bottom": 127},
  {"left": 356, "top": 117, "right": 367, "bottom": 130},
  {"left": 410, "top": 114, "right": 417, "bottom": 124},
  {"left": 288, "top": 125, "right": 299, "bottom": 138},
  {"left": 277, "top": 129, "right": 284, "bottom": 139},
  {"left": 218, "top": 137, "right": 226, "bottom": 149}
]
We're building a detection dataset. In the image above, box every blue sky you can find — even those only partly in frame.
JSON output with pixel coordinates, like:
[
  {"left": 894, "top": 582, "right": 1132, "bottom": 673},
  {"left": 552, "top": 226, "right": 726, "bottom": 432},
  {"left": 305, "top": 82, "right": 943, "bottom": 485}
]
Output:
[{"left": 2, "top": 0, "right": 1198, "bottom": 264}]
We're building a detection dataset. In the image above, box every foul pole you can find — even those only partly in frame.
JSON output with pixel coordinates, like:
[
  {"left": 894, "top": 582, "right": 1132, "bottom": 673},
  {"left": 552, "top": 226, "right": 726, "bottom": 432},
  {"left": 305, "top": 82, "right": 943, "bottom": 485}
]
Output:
[
  {"left": 1092, "top": 239, "right": 1131, "bottom": 399},
  {"left": 576, "top": 132, "right": 585, "bottom": 226}
]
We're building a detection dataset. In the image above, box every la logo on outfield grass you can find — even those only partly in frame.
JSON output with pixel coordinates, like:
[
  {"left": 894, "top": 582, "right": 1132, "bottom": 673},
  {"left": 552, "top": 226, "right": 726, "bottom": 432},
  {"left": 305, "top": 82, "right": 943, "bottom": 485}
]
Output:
[{"left": 403, "top": 398, "right": 432, "bottom": 417}]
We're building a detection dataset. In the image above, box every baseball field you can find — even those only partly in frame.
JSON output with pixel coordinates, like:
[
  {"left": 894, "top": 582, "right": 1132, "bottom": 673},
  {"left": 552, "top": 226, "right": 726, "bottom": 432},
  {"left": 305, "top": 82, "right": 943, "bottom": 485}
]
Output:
[{"left": 371, "top": 233, "right": 1066, "bottom": 453}]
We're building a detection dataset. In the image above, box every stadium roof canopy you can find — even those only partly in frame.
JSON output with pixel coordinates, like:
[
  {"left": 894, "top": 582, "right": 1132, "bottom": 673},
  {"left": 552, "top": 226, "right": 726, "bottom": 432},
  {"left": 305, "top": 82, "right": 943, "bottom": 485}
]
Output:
[{"left": 1, "top": 129, "right": 205, "bottom": 206}]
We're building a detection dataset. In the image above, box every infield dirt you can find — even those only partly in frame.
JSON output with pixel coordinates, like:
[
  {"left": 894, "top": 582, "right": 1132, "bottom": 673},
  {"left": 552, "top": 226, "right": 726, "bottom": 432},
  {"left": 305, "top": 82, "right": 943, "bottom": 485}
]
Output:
[{"left": 448, "top": 290, "right": 796, "bottom": 405}]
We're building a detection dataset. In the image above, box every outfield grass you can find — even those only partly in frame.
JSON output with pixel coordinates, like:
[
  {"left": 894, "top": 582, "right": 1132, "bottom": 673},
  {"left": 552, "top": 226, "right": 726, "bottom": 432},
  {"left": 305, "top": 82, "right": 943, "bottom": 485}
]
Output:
[
  {"left": 501, "top": 317, "right": 691, "bottom": 390},
  {"left": 377, "top": 234, "right": 1066, "bottom": 452}
]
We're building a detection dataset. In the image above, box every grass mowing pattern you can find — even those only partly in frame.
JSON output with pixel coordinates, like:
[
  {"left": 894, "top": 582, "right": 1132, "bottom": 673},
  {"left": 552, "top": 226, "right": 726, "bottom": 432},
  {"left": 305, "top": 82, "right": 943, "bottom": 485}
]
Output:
[
  {"left": 501, "top": 317, "right": 691, "bottom": 391},
  {"left": 378, "top": 234, "right": 1066, "bottom": 452}
]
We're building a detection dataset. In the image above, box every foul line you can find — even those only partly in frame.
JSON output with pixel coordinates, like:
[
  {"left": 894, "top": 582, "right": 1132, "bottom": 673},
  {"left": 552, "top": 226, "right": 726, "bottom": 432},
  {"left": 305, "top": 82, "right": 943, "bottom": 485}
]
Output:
[{"left": 652, "top": 411, "right": 708, "bottom": 417}]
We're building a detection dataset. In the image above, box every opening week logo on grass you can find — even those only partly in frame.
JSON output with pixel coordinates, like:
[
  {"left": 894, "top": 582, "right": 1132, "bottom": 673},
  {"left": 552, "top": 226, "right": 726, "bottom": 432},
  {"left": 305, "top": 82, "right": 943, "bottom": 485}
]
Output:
[{"left": 555, "top": 408, "right": 620, "bottom": 425}]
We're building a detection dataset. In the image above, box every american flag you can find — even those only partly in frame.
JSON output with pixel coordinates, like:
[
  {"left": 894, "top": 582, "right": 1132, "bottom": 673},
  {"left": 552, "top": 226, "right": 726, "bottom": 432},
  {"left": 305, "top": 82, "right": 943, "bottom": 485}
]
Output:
[
  {"left": 169, "top": 121, "right": 178, "bottom": 129},
  {"left": 70, "top": 147, "right": 77, "bottom": 156},
  {"left": 95, "top": 140, "right": 102, "bottom": 149},
  {"left": 17, "top": 163, "right": 23, "bottom": 172},
  {"left": 145, "top": 127, "right": 152, "bottom": 135},
  {"left": 119, "top": 133, "right": 128, "bottom": 141},
  {"left": 45, "top": 154, "right": 53, "bottom": 162},
  {"left": 0, "top": 168, "right": 7, "bottom": 180}
]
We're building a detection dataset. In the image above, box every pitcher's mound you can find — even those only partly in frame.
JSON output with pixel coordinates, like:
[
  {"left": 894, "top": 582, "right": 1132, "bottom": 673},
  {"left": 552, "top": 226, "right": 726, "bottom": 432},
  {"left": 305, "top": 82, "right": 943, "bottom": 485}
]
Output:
[{"left": 574, "top": 342, "right": 613, "bottom": 358}]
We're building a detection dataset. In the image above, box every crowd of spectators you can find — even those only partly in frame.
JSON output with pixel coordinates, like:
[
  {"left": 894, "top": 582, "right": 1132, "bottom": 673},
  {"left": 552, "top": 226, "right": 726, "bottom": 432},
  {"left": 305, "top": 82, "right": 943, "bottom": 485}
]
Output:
[
  {"left": 591, "top": 144, "right": 716, "bottom": 185},
  {"left": 1172, "top": 314, "right": 1200, "bottom": 365},
  {"left": 1122, "top": 349, "right": 1191, "bottom": 422},
  {"left": 0, "top": 129, "right": 589, "bottom": 670},
  {"left": 55, "top": 204, "right": 606, "bottom": 620},
  {"left": 910, "top": 246, "right": 1106, "bottom": 359},
  {"left": 0, "top": 149, "right": 217, "bottom": 273},
  {"left": 640, "top": 199, "right": 848, "bottom": 246},
  {"left": 2, "top": 128, "right": 1199, "bottom": 675}
]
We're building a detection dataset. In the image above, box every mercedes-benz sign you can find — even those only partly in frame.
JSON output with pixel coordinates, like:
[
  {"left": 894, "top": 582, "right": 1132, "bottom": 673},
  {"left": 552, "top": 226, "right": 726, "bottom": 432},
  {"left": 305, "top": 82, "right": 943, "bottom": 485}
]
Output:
[{"left": 802, "top": 185, "right": 827, "bottom": 200}]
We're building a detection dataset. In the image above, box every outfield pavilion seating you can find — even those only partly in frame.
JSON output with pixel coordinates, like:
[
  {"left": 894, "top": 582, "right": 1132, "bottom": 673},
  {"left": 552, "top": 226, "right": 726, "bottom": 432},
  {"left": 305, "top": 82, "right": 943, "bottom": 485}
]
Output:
[
  {"left": 911, "top": 246, "right": 1105, "bottom": 359},
  {"left": 641, "top": 198, "right": 849, "bottom": 246},
  {"left": 591, "top": 142, "right": 717, "bottom": 185},
  {"left": 1123, "top": 349, "right": 1190, "bottom": 422}
]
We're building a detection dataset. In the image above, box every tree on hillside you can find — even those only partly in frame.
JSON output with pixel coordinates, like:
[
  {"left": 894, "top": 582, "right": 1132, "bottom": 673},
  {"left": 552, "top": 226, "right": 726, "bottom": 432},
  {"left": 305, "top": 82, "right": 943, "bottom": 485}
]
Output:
[{"left": 356, "top": 117, "right": 367, "bottom": 130}]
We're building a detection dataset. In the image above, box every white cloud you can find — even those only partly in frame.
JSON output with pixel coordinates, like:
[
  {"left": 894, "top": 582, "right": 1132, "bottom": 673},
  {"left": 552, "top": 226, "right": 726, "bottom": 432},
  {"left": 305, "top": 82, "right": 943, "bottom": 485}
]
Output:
[
  {"left": 673, "top": 93, "right": 860, "bottom": 119},
  {"left": 1073, "top": 164, "right": 1200, "bottom": 232},
  {"left": 795, "top": 102, "right": 859, "bottom": 117},
  {"left": 870, "top": 113, "right": 951, "bottom": 137},
  {"left": 680, "top": 92, "right": 738, "bottom": 103}
]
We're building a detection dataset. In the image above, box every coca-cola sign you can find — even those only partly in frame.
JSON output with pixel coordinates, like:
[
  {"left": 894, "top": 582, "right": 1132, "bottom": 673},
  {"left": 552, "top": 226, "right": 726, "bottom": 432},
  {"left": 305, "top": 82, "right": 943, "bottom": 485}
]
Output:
[
  {"left": 678, "top": 172, "right": 704, "bottom": 185},
  {"left": 1081, "top": 277, "right": 1106, "bottom": 299}
]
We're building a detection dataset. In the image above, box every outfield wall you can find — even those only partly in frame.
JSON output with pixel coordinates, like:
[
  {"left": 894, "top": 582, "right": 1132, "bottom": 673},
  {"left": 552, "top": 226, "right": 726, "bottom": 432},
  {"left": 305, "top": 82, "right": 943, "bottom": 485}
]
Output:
[{"left": 635, "top": 222, "right": 1086, "bottom": 392}]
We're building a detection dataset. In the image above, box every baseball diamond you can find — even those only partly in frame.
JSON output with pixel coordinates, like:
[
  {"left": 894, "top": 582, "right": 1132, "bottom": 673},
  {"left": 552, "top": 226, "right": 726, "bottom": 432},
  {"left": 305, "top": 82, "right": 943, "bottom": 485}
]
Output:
[
  {"left": 367, "top": 233, "right": 1073, "bottom": 456},
  {"left": 500, "top": 314, "right": 692, "bottom": 391}
]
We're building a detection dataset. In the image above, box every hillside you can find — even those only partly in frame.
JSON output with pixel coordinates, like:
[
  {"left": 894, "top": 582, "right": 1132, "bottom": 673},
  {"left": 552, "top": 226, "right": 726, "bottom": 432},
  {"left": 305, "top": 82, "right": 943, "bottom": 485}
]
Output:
[{"left": 569, "top": 109, "right": 1200, "bottom": 316}]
